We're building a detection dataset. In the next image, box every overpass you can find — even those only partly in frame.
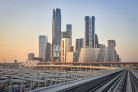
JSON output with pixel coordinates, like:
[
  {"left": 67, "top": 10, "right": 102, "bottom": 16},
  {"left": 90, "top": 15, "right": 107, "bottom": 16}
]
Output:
[
  {"left": 38, "top": 62, "right": 138, "bottom": 65},
  {"left": 33, "top": 62, "right": 138, "bottom": 71},
  {"left": 30, "top": 70, "right": 138, "bottom": 92}
]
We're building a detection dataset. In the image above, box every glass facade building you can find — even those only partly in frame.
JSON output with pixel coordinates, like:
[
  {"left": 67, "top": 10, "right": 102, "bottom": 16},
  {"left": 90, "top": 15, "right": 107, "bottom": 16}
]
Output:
[
  {"left": 52, "top": 8, "right": 61, "bottom": 47},
  {"left": 75, "top": 38, "right": 84, "bottom": 52},
  {"left": 52, "top": 8, "right": 61, "bottom": 60},
  {"left": 95, "top": 34, "right": 99, "bottom": 48},
  {"left": 39, "top": 35, "right": 47, "bottom": 61},
  {"left": 108, "top": 40, "right": 116, "bottom": 49},
  {"left": 66, "top": 24, "right": 72, "bottom": 46},
  {"left": 84, "top": 16, "right": 95, "bottom": 48}
]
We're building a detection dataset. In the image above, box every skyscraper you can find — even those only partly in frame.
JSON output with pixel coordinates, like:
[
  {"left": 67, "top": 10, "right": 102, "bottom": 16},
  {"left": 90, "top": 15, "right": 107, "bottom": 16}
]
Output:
[
  {"left": 39, "top": 35, "right": 47, "bottom": 61},
  {"left": 45, "top": 42, "right": 52, "bottom": 61},
  {"left": 61, "top": 32, "right": 70, "bottom": 39},
  {"left": 75, "top": 38, "right": 84, "bottom": 52},
  {"left": 52, "top": 8, "right": 61, "bottom": 47},
  {"left": 66, "top": 24, "right": 72, "bottom": 46},
  {"left": 108, "top": 40, "right": 116, "bottom": 49},
  {"left": 84, "top": 16, "right": 95, "bottom": 48},
  {"left": 28, "top": 53, "right": 34, "bottom": 60},
  {"left": 52, "top": 8, "right": 61, "bottom": 61},
  {"left": 95, "top": 34, "right": 99, "bottom": 48},
  {"left": 61, "top": 38, "right": 70, "bottom": 62},
  {"left": 98, "top": 44, "right": 105, "bottom": 48}
]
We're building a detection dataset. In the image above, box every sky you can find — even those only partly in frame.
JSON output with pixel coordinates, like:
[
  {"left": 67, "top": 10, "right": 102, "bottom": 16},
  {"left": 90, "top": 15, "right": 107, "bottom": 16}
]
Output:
[{"left": 0, "top": 0, "right": 138, "bottom": 63}]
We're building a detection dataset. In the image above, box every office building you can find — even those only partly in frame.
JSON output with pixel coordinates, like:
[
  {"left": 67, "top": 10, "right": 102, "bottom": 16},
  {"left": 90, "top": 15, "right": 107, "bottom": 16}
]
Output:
[
  {"left": 78, "top": 48, "right": 116, "bottom": 62},
  {"left": 31, "top": 57, "right": 42, "bottom": 61},
  {"left": 66, "top": 52, "right": 80, "bottom": 62},
  {"left": 69, "top": 46, "right": 74, "bottom": 52},
  {"left": 98, "top": 44, "right": 105, "bottom": 48},
  {"left": 84, "top": 16, "right": 95, "bottom": 48},
  {"left": 61, "top": 32, "right": 70, "bottom": 38},
  {"left": 28, "top": 53, "right": 35, "bottom": 60},
  {"left": 104, "top": 48, "right": 116, "bottom": 62},
  {"left": 74, "top": 52, "right": 80, "bottom": 62},
  {"left": 75, "top": 38, "right": 84, "bottom": 52},
  {"left": 52, "top": 8, "right": 61, "bottom": 46},
  {"left": 45, "top": 43, "right": 52, "bottom": 61},
  {"left": 39, "top": 35, "right": 47, "bottom": 61},
  {"left": 52, "top": 8, "right": 61, "bottom": 59},
  {"left": 66, "top": 52, "right": 74, "bottom": 62},
  {"left": 66, "top": 46, "right": 74, "bottom": 62},
  {"left": 66, "top": 24, "right": 72, "bottom": 46},
  {"left": 61, "top": 38, "right": 70, "bottom": 62},
  {"left": 53, "top": 44, "right": 61, "bottom": 62},
  {"left": 108, "top": 40, "right": 116, "bottom": 49},
  {"left": 95, "top": 34, "right": 99, "bottom": 48}
]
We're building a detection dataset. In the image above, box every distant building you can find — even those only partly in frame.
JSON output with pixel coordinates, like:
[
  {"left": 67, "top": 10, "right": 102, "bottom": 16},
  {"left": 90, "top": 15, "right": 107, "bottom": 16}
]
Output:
[
  {"left": 14, "top": 60, "right": 17, "bottom": 63},
  {"left": 98, "top": 44, "right": 105, "bottom": 48},
  {"left": 61, "top": 32, "right": 70, "bottom": 38},
  {"left": 69, "top": 46, "right": 74, "bottom": 52},
  {"left": 61, "top": 38, "right": 70, "bottom": 62},
  {"left": 95, "top": 34, "right": 99, "bottom": 48},
  {"left": 53, "top": 44, "right": 61, "bottom": 62},
  {"left": 74, "top": 52, "right": 80, "bottom": 62},
  {"left": 66, "top": 52, "right": 80, "bottom": 62},
  {"left": 79, "top": 48, "right": 116, "bottom": 62},
  {"left": 45, "top": 43, "right": 52, "bottom": 61},
  {"left": 52, "top": 8, "right": 61, "bottom": 58},
  {"left": 28, "top": 53, "right": 35, "bottom": 60},
  {"left": 104, "top": 48, "right": 116, "bottom": 62},
  {"left": 108, "top": 40, "right": 116, "bottom": 49},
  {"left": 39, "top": 35, "right": 47, "bottom": 61},
  {"left": 84, "top": 16, "right": 95, "bottom": 48},
  {"left": 32, "top": 57, "right": 42, "bottom": 61},
  {"left": 75, "top": 38, "right": 84, "bottom": 52},
  {"left": 116, "top": 54, "right": 120, "bottom": 62},
  {"left": 66, "top": 24, "right": 72, "bottom": 46},
  {"left": 66, "top": 52, "right": 74, "bottom": 62},
  {"left": 78, "top": 16, "right": 120, "bottom": 63}
]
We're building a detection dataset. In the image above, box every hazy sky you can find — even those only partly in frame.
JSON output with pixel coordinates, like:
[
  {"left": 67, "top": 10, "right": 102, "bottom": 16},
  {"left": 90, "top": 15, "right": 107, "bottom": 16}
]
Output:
[{"left": 0, "top": 0, "right": 138, "bottom": 62}]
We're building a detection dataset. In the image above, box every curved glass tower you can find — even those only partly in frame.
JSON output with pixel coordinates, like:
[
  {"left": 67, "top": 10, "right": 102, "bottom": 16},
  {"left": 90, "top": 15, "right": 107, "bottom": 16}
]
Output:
[
  {"left": 52, "top": 8, "right": 61, "bottom": 60},
  {"left": 52, "top": 8, "right": 61, "bottom": 47}
]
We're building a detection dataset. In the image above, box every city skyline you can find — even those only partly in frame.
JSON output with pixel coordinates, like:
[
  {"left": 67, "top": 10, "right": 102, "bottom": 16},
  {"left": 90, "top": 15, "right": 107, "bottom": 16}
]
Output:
[{"left": 0, "top": 0, "right": 138, "bottom": 62}]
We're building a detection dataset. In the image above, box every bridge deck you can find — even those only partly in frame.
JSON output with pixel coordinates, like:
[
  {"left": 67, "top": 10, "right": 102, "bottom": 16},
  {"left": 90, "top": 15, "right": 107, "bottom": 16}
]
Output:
[
  {"left": 30, "top": 70, "right": 120, "bottom": 92},
  {"left": 36, "top": 65, "right": 117, "bottom": 69}
]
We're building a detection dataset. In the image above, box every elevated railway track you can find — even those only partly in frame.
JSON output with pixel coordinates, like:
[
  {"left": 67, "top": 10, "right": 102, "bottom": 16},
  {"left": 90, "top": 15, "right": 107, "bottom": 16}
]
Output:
[
  {"left": 31, "top": 70, "right": 138, "bottom": 92},
  {"left": 33, "top": 62, "right": 138, "bottom": 71}
]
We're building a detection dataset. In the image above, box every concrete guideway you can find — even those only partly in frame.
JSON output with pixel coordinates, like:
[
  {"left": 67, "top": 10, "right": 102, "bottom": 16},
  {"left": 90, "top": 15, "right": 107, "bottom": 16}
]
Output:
[
  {"left": 30, "top": 70, "right": 138, "bottom": 92},
  {"left": 0, "top": 67, "right": 115, "bottom": 92},
  {"left": 89, "top": 70, "right": 138, "bottom": 92},
  {"left": 30, "top": 70, "right": 122, "bottom": 92},
  {"left": 35, "top": 65, "right": 117, "bottom": 70}
]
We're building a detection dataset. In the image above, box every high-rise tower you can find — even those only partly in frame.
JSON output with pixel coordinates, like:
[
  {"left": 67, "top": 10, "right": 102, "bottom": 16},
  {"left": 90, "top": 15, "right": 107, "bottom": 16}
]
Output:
[
  {"left": 39, "top": 35, "right": 47, "bottom": 61},
  {"left": 61, "top": 38, "right": 70, "bottom": 62},
  {"left": 52, "top": 8, "right": 61, "bottom": 47},
  {"left": 66, "top": 24, "right": 72, "bottom": 46},
  {"left": 108, "top": 40, "right": 116, "bottom": 49},
  {"left": 95, "top": 34, "right": 99, "bottom": 48},
  {"left": 52, "top": 8, "right": 61, "bottom": 61},
  {"left": 75, "top": 38, "right": 84, "bottom": 52},
  {"left": 84, "top": 16, "right": 95, "bottom": 48}
]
